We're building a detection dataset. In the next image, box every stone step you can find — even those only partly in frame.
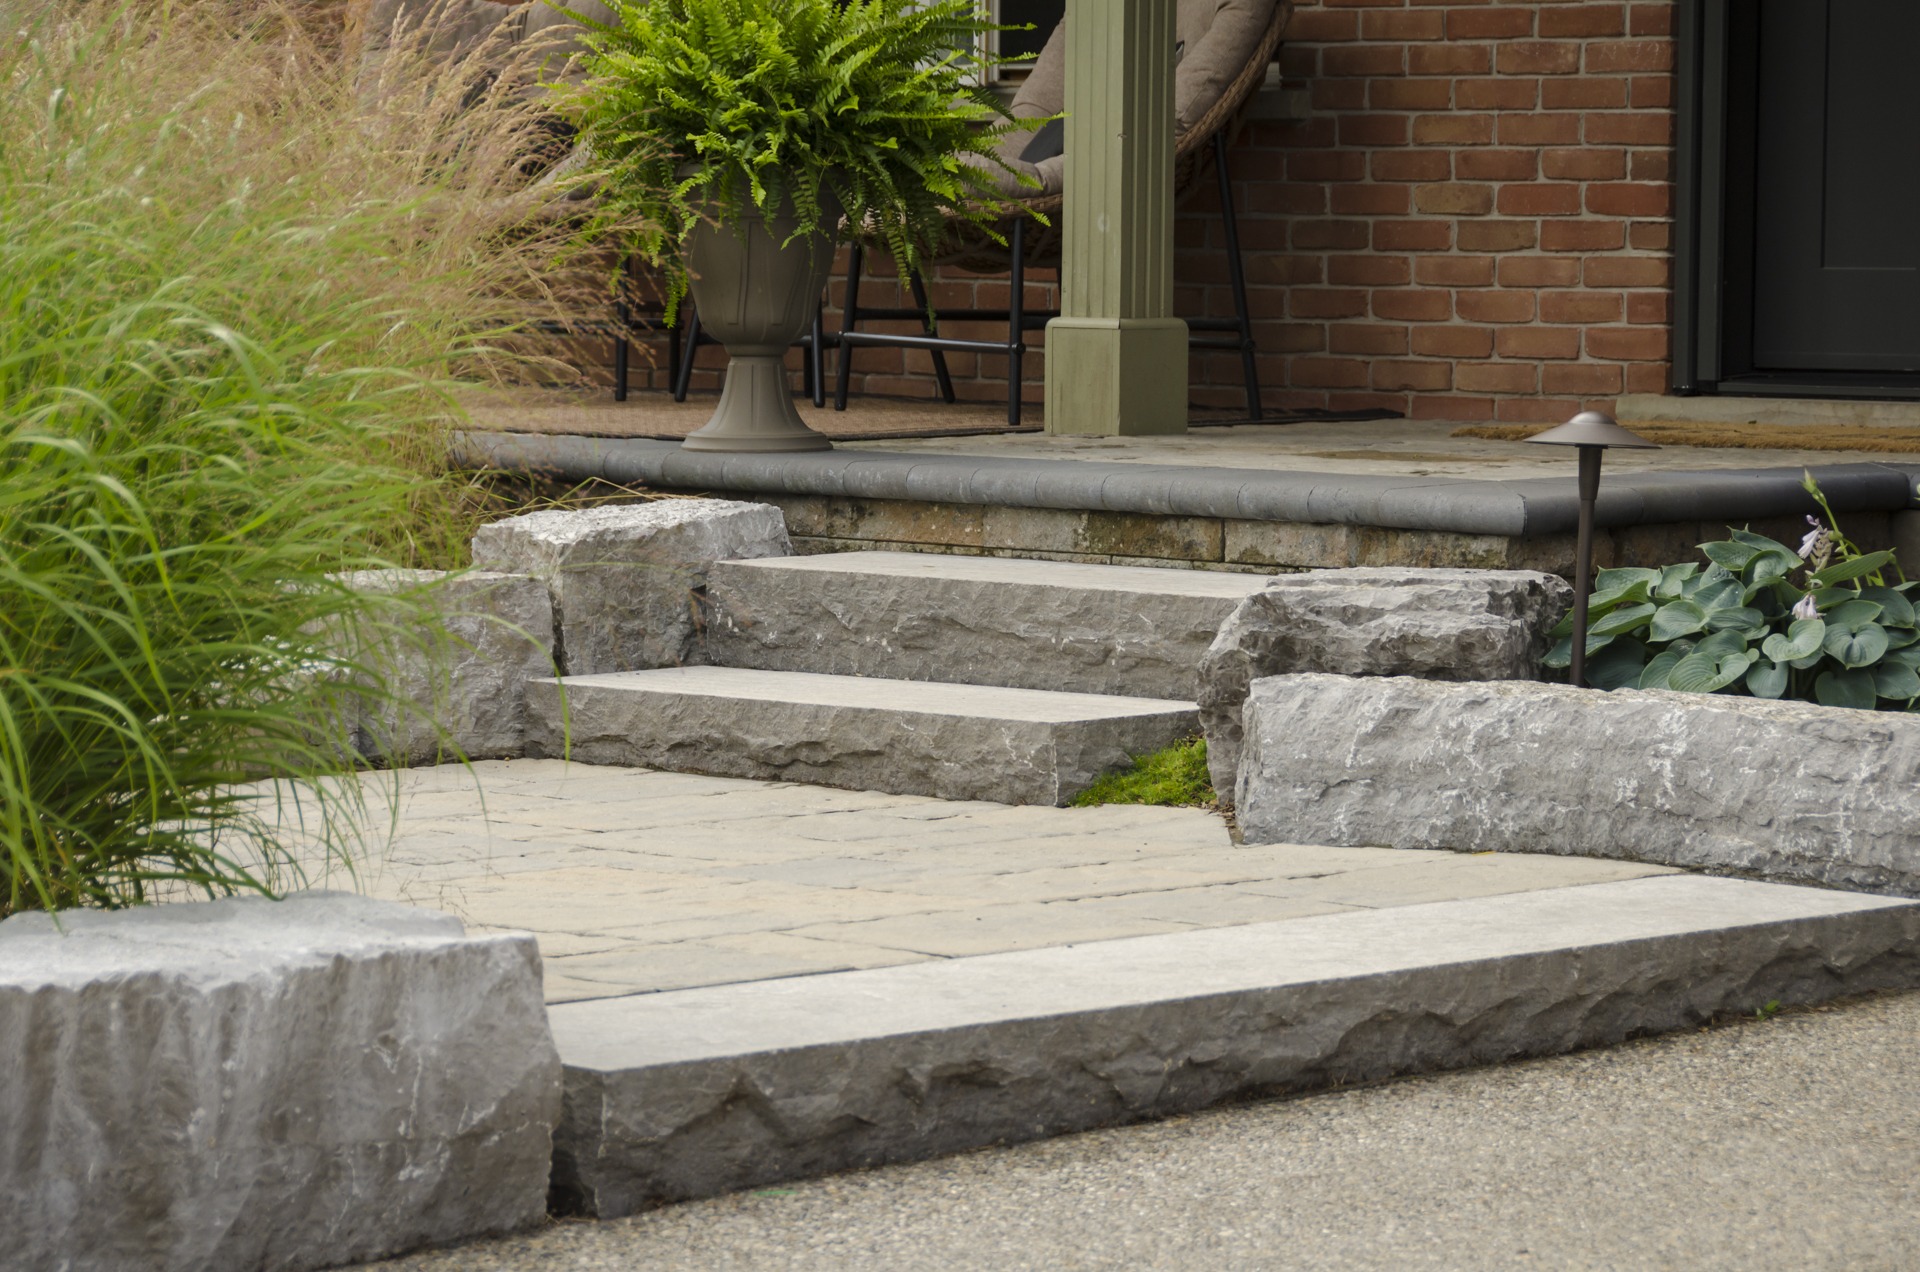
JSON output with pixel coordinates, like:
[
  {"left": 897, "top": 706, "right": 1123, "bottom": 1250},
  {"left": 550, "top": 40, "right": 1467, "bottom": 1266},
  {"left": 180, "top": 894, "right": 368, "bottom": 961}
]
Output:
[
  {"left": 705, "top": 551, "right": 1274, "bottom": 700},
  {"left": 544, "top": 873, "right": 1920, "bottom": 1218},
  {"left": 526, "top": 666, "right": 1198, "bottom": 806}
]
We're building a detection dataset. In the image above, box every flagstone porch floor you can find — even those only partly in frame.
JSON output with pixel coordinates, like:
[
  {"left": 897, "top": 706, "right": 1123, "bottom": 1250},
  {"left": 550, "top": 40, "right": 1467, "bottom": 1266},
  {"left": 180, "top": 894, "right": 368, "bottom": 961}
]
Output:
[{"left": 299, "top": 759, "right": 1671, "bottom": 1006}]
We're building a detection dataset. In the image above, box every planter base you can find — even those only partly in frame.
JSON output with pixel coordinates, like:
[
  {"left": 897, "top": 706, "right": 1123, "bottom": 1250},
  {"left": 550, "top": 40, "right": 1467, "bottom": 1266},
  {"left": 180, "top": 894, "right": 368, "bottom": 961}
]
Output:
[{"left": 682, "top": 354, "right": 831, "bottom": 452}]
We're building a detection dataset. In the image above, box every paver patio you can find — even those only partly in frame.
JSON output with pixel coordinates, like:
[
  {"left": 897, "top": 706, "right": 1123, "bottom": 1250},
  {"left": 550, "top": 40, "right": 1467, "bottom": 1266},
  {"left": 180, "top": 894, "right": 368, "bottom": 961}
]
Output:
[{"left": 294, "top": 758, "right": 1673, "bottom": 1005}]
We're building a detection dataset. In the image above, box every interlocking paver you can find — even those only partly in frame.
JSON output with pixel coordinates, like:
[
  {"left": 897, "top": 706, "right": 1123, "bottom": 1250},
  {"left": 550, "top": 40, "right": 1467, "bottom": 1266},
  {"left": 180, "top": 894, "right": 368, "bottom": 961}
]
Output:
[{"left": 267, "top": 759, "right": 1677, "bottom": 1003}]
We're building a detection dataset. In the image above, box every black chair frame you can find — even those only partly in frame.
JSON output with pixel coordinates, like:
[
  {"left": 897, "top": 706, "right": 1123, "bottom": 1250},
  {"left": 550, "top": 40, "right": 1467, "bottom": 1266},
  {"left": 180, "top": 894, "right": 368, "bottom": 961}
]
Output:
[{"left": 831, "top": 132, "right": 1263, "bottom": 427}]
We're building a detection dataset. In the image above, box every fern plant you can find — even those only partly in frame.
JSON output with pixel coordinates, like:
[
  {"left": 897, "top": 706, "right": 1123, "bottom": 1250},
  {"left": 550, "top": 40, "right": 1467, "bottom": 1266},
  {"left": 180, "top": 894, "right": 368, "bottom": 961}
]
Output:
[{"left": 556, "top": 0, "right": 1039, "bottom": 319}]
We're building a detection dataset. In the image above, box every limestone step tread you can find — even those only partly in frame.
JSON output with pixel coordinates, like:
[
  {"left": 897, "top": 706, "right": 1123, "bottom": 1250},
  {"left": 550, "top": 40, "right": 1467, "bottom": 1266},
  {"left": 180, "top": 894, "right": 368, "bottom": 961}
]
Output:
[
  {"left": 706, "top": 551, "right": 1275, "bottom": 699},
  {"left": 545, "top": 872, "right": 1920, "bottom": 1217},
  {"left": 526, "top": 668, "right": 1198, "bottom": 805}
]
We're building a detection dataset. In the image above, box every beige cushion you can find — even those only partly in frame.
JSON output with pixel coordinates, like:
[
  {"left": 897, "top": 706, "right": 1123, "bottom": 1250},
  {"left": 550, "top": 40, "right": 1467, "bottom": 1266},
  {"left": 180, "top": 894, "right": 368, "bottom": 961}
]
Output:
[{"left": 976, "top": 0, "right": 1274, "bottom": 199}]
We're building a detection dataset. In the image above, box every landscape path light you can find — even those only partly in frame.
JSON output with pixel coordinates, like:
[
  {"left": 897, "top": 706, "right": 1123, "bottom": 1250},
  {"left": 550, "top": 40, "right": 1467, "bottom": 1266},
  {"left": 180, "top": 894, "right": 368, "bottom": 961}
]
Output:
[{"left": 1525, "top": 410, "right": 1658, "bottom": 688}]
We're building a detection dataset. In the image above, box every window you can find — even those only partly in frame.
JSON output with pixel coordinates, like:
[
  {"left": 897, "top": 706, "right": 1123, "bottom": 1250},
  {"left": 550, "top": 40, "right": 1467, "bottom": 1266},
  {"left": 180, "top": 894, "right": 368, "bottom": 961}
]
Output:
[{"left": 992, "top": 0, "right": 1063, "bottom": 83}]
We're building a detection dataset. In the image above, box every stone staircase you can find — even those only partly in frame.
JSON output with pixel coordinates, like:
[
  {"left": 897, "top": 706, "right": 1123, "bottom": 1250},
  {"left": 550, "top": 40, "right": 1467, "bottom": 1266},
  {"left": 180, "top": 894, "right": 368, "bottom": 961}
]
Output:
[{"left": 526, "top": 551, "right": 1274, "bottom": 804}]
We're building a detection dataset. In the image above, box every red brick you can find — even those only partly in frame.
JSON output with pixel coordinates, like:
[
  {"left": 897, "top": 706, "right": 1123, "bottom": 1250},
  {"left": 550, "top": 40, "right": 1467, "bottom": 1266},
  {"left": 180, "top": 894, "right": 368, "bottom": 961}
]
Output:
[
  {"left": 1292, "top": 219, "right": 1371, "bottom": 251},
  {"left": 1372, "top": 359, "right": 1454, "bottom": 391},
  {"left": 1414, "top": 182, "right": 1495, "bottom": 215},
  {"left": 1408, "top": 44, "right": 1491, "bottom": 76},
  {"left": 1457, "top": 219, "right": 1540, "bottom": 252},
  {"left": 1456, "top": 362, "right": 1541, "bottom": 393},
  {"left": 1541, "top": 220, "right": 1627, "bottom": 251},
  {"left": 1498, "top": 113, "right": 1582, "bottom": 145},
  {"left": 1329, "top": 322, "right": 1411, "bottom": 356},
  {"left": 1372, "top": 288, "right": 1455, "bottom": 321},
  {"left": 1331, "top": 255, "right": 1416, "bottom": 287},
  {"left": 1542, "top": 77, "right": 1629, "bottom": 110},
  {"left": 1331, "top": 183, "right": 1414, "bottom": 215},
  {"left": 1585, "top": 112, "right": 1671, "bottom": 145},
  {"left": 1414, "top": 113, "right": 1496, "bottom": 145},
  {"left": 1448, "top": 7, "right": 1534, "bottom": 38},
  {"left": 1311, "top": 79, "right": 1368, "bottom": 112},
  {"left": 1456, "top": 149, "right": 1540, "bottom": 182},
  {"left": 1362, "top": 8, "right": 1445, "bottom": 40},
  {"left": 1544, "top": 363, "right": 1627, "bottom": 395},
  {"left": 1246, "top": 254, "right": 1327, "bottom": 285},
  {"left": 1323, "top": 45, "right": 1406, "bottom": 78},
  {"left": 1289, "top": 357, "right": 1372, "bottom": 389},
  {"left": 1585, "top": 326, "right": 1670, "bottom": 360},
  {"left": 1497, "top": 42, "right": 1583, "bottom": 75},
  {"left": 1411, "top": 394, "right": 1500, "bottom": 421},
  {"left": 1290, "top": 288, "right": 1371, "bottom": 320},
  {"left": 1629, "top": 221, "right": 1672, "bottom": 251},
  {"left": 1586, "top": 39, "right": 1673, "bottom": 72},
  {"left": 1536, "top": 292, "right": 1628, "bottom": 324},
  {"left": 1328, "top": 391, "right": 1414, "bottom": 415},
  {"left": 1625, "top": 361, "right": 1673, "bottom": 393},
  {"left": 1497, "top": 255, "right": 1583, "bottom": 287},
  {"left": 1455, "top": 290, "right": 1538, "bottom": 323},
  {"left": 1411, "top": 325, "right": 1496, "bottom": 358},
  {"left": 1252, "top": 322, "right": 1330, "bottom": 353},
  {"left": 1287, "top": 8, "right": 1359, "bottom": 42},
  {"left": 1630, "top": 3, "right": 1674, "bottom": 36},
  {"left": 1278, "top": 46, "right": 1315, "bottom": 80},
  {"left": 1586, "top": 182, "right": 1670, "bottom": 218},
  {"left": 1628, "top": 291, "right": 1672, "bottom": 324},
  {"left": 1629, "top": 148, "right": 1672, "bottom": 181},
  {"left": 1247, "top": 182, "right": 1328, "bottom": 215},
  {"left": 1455, "top": 78, "right": 1540, "bottom": 111},
  {"left": 1496, "top": 327, "right": 1582, "bottom": 359},
  {"left": 1415, "top": 255, "right": 1496, "bottom": 287},
  {"left": 1288, "top": 150, "right": 1367, "bottom": 183},
  {"left": 1371, "top": 150, "right": 1453, "bottom": 182},
  {"left": 1499, "top": 183, "right": 1585, "bottom": 216},
  {"left": 1584, "top": 255, "right": 1670, "bottom": 287},
  {"left": 1370, "top": 79, "right": 1454, "bottom": 112},
  {"left": 1373, "top": 220, "right": 1455, "bottom": 251},
  {"left": 1497, "top": 397, "right": 1584, "bottom": 422},
  {"left": 1340, "top": 114, "right": 1413, "bottom": 147},
  {"left": 1540, "top": 4, "right": 1627, "bottom": 37},
  {"left": 1543, "top": 147, "right": 1627, "bottom": 180}
]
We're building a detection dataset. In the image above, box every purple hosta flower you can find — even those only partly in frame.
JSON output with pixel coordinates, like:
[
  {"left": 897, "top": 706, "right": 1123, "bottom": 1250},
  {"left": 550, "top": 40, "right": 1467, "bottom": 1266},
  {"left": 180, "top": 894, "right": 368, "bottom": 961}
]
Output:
[
  {"left": 1793, "top": 593, "right": 1820, "bottom": 622},
  {"left": 1798, "top": 515, "right": 1829, "bottom": 560}
]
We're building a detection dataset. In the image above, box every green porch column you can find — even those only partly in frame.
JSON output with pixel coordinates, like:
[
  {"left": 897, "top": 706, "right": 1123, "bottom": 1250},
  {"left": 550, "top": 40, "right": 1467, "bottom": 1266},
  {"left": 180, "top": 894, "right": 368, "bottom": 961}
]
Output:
[{"left": 1043, "top": 0, "right": 1188, "bottom": 436}]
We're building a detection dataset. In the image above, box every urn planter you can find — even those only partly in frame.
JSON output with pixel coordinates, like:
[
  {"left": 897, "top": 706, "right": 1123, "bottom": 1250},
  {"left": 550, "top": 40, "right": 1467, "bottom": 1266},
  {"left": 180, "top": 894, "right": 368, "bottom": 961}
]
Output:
[{"left": 681, "top": 200, "right": 838, "bottom": 453}]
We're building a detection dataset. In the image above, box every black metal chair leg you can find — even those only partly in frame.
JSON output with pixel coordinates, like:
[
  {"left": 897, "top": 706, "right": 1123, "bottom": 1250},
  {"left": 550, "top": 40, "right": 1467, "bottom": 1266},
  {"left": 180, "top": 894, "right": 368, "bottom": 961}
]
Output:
[
  {"left": 809, "top": 300, "right": 826, "bottom": 408},
  {"left": 1214, "top": 131, "right": 1261, "bottom": 422},
  {"left": 906, "top": 272, "right": 957, "bottom": 403},
  {"left": 672, "top": 303, "right": 700, "bottom": 402},
  {"left": 835, "top": 243, "right": 864, "bottom": 411},
  {"left": 1007, "top": 217, "right": 1027, "bottom": 428}
]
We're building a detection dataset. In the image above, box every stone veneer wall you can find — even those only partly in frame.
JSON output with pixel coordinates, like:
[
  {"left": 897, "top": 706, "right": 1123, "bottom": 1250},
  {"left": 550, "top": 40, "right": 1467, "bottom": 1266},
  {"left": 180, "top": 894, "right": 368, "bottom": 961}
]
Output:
[{"left": 620, "top": 0, "right": 1676, "bottom": 425}]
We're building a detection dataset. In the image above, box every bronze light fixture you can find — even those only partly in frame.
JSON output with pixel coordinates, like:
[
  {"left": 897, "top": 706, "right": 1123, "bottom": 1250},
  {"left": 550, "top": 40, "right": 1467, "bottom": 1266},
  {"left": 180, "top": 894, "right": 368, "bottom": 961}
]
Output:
[{"left": 1526, "top": 411, "right": 1658, "bottom": 688}]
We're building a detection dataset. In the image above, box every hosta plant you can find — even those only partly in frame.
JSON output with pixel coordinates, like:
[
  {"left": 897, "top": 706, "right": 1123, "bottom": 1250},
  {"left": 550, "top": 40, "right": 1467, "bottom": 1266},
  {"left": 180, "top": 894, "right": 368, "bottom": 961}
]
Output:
[
  {"left": 1545, "top": 476, "right": 1917, "bottom": 710},
  {"left": 557, "top": 0, "right": 1040, "bottom": 319}
]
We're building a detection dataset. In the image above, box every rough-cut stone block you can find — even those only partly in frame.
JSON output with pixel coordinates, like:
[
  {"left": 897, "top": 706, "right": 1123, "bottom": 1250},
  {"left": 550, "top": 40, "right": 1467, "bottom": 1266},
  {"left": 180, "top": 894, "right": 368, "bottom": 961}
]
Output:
[
  {"left": 0, "top": 893, "right": 560, "bottom": 1272},
  {"left": 708, "top": 551, "right": 1271, "bottom": 699},
  {"left": 1236, "top": 674, "right": 1920, "bottom": 896},
  {"left": 471, "top": 499, "right": 790, "bottom": 674},
  {"left": 1200, "top": 568, "right": 1570, "bottom": 800},
  {"left": 526, "top": 666, "right": 1199, "bottom": 806},
  {"left": 339, "top": 569, "right": 554, "bottom": 764},
  {"left": 546, "top": 874, "right": 1920, "bottom": 1216}
]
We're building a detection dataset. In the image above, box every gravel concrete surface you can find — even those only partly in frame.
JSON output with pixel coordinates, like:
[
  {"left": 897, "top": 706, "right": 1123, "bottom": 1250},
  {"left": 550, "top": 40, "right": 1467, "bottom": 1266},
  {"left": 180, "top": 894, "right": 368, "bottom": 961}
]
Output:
[{"left": 364, "top": 988, "right": 1920, "bottom": 1272}]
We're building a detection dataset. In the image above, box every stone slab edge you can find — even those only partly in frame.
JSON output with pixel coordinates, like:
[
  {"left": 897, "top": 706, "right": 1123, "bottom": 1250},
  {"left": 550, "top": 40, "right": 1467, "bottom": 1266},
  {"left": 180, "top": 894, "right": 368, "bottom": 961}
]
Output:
[
  {"left": 453, "top": 431, "right": 1920, "bottom": 538},
  {"left": 545, "top": 874, "right": 1920, "bottom": 1217}
]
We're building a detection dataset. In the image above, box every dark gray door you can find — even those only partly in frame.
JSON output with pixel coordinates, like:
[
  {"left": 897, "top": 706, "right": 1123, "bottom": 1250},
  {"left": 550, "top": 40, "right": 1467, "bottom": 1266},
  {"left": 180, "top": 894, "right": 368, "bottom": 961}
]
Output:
[{"left": 1752, "top": 0, "right": 1920, "bottom": 373}]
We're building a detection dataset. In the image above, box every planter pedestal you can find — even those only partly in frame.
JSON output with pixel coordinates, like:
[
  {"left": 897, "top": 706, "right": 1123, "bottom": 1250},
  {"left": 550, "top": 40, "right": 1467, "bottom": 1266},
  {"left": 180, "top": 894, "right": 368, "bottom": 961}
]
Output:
[{"left": 682, "top": 202, "right": 836, "bottom": 453}]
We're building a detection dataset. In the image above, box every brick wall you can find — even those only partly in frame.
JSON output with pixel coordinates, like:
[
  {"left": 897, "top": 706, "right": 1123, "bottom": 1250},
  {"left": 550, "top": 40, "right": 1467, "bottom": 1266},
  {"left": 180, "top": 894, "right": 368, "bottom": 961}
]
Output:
[{"left": 640, "top": 0, "right": 1678, "bottom": 424}]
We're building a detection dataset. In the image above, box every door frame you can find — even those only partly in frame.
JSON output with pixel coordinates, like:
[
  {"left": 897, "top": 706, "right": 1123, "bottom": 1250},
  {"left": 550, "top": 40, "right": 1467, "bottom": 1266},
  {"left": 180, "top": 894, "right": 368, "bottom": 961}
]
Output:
[{"left": 1673, "top": 0, "right": 1920, "bottom": 400}]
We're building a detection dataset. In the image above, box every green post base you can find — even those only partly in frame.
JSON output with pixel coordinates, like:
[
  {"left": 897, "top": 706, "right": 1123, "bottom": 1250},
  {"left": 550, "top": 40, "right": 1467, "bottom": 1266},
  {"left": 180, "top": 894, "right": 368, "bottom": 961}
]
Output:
[{"left": 1043, "top": 318, "right": 1190, "bottom": 436}]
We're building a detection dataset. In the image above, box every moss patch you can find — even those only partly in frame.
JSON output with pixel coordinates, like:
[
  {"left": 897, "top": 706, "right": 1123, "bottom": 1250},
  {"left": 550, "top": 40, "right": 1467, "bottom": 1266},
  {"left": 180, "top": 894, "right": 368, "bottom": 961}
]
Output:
[{"left": 1071, "top": 738, "right": 1215, "bottom": 809}]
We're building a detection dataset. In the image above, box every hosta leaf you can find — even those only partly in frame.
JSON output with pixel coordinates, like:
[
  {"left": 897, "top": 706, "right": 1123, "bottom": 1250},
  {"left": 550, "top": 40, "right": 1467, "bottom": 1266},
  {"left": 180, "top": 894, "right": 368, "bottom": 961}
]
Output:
[
  {"left": 1742, "top": 550, "right": 1800, "bottom": 589},
  {"left": 1815, "top": 668, "right": 1877, "bottom": 710},
  {"left": 1873, "top": 662, "right": 1920, "bottom": 701},
  {"left": 1729, "top": 529, "right": 1797, "bottom": 555},
  {"left": 1668, "top": 648, "right": 1756, "bottom": 693},
  {"left": 1886, "top": 628, "right": 1920, "bottom": 651},
  {"left": 1589, "top": 602, "right": 1656, "bottom": 638},
  {"left": 1762, "top": 618, "right": 1826, "bottom": 663},
  {"left": 1826, "top": 599, "right": 1885, "bottom": 632},
  {"left": 1886, "top": 645, "right": 1920, "bottom": 669},
  {"left": 1543, "top": 630, "right": 1618, "bottom": 670},
  {"left": 1654, "top": 563, "right": 1700, "bottom": 599},
  {"left": 1693, "top": 628, "right": 1750, "bottom": 659},
  {"left": 1638, "top": 645, "right": 1690, "bottom": 689},
  {"left": 1690, "top": 577, "right": 1745, "bottom": 614},
  {"left": 1824, "top": 621, "right": 1890, "bottom": 669},
  {"left": 1810, "top": 550, "right": 1896, "bottom": 587},
  {"left": 1701, "top": 539, "right": 1759, "bottom": 571},
  {"left": 1681, "top": 564, "right": 1737, "bottom": 598},
  {"left": 1596, "top": 567, "right": 1661, "bottom": 592},
  {"left": 1746, "top": 658, "right": 1790, "bottom": 699},
  {"left": 1649, "top": 599, "right": 1709, "bottom": 642},
  {"left": 1586, "top": 639, "right": 1649, "bottom": 690},
  {"left": 1858, "top": 586, "right": 1916, "bottom": 628},
  {"left": 1704, "top": 605, "right": 1765, "bottom": 633}
]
